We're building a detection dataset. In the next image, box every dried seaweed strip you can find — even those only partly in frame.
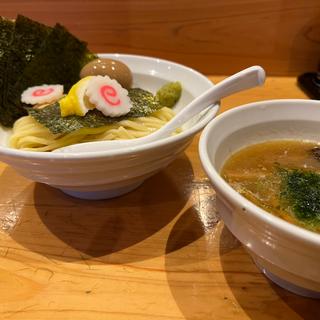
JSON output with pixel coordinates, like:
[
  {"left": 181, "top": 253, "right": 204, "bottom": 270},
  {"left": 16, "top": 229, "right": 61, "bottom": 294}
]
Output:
[
  {"left": 0, "top": 16, "right": 96, "bottom": 127},
  {"left": 6, "top": 16, "right": 51, "bottom": 97},
  {"left": 28, "top": 88, "right": 162, "bottom": 134},
  {"left": 0, "top": 17, "right": 14, "bottom": 126},
  {"left": 14, "top": 24, "right": 89, "bottom": 95},
  {"left": 3, "top": 15, "right": 52, "bottom": 126},
  {"left": 5, "top": 23, "right": 95, "bottom": 127}
]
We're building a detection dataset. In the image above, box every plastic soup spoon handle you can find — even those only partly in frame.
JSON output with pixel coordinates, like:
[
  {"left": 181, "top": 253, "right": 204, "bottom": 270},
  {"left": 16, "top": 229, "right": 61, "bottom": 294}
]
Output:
[{"left": 55, "top": 66, "right": 265, "bottom": 153}]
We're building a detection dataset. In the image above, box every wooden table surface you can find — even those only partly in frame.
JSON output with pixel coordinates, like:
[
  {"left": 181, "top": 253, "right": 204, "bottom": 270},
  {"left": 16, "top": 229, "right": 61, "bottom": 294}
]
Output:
[{"left": 0, "top": 76, "right": 319, "bottom": 320}]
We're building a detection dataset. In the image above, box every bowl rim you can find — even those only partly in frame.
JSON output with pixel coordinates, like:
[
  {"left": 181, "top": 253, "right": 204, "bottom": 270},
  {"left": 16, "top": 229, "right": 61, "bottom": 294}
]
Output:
[
  {"left": 199, "top": 98, "right": 320, "bottom": 246},
  {"left": 0, "top": 53, "right": 218, "bottom": 160}
]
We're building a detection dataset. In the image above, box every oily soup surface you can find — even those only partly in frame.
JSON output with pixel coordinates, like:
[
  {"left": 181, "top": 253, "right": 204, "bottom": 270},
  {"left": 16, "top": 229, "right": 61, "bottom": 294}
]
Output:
[{"left": 221, "top": 140, "right": 320, "bottom": 233}]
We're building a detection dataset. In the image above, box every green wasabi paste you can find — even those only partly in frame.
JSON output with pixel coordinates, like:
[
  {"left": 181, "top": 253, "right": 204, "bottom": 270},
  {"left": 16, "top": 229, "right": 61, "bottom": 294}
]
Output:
[{"left": 156, "top": 81, "right": 182, "bottom": 108}]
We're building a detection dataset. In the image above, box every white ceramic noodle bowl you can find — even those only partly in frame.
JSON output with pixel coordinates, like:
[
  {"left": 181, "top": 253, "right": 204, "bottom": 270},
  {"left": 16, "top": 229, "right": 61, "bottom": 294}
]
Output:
[
  {"left": 199, "top": 99, "right": 320, "bottom": 298},
  {"left": 0, "top": 54, "right": 263, "bottom": 200},
  {"left": 0, "top": 54, "right": 220, "bottom": 199}
]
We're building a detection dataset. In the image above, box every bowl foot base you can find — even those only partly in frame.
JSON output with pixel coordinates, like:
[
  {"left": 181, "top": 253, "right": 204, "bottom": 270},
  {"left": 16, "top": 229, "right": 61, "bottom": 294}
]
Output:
[
  {"left": 253, "top": 258, "right": 320, "bottom": 299},
  {"left": 59, "top": 181, "right": 143, "bottom": 200}
]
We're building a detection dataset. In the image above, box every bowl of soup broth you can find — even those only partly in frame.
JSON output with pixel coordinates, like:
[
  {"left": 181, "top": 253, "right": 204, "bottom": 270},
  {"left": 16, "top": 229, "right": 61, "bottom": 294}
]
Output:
[{"left": 199, "top": 99, "right": 320, "bottom": 298}]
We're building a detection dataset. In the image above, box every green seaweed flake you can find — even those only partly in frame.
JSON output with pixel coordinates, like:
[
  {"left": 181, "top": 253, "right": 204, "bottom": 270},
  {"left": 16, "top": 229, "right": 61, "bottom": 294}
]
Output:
[
  {"left": 279, "top": 168, "right": 320, "bottom": 227},
  {"left": 28, "top": 88, "right": 161, "bottom": 134}
]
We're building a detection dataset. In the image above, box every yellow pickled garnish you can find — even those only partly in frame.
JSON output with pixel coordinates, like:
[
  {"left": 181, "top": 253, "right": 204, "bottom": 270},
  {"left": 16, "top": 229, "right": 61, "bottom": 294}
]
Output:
[{"left": 60, "top": 76, "right": 94, "bottom": 117}]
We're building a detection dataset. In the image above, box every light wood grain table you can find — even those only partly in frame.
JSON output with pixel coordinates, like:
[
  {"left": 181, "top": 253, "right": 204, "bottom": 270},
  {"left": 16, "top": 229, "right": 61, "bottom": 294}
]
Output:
[{"left": 0, "top": 76, "right": 318, "bottom": 320}]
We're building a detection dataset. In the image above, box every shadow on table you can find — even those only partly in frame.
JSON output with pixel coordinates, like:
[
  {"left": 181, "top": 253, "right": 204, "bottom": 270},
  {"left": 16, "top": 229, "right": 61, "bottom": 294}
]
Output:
[
  {"left": 165, "top": 202, "right": 320, "bottom": 320},
  {"left": 165, "top": 191, "right": 235, "bottom": 319},
  {"left": 219, "top": 226, "right": 320, "bottom": 320},
  {"left": 10, "top": 153, "right": 194, "bottom": 264}
]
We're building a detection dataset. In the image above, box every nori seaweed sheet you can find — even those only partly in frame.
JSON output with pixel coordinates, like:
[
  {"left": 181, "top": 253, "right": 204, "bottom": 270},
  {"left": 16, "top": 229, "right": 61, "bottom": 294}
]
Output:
[
  {"left": 3, "top": 15, "right": 52, "bottom": 126},
  {"left": 28, "top": 88, "right": 162, "bottom": 134},
  {"left": 0, "top": 16, "right": 96, "bottom": 127},
  {"left": 0, "top": 17, "right": 14, "bottom": 127},
  {"left": 126, "top": 88, "right": 161, "bottom": 117},
  {"left": 13, "top": 23, "right": 89, "bottom": 95},
  {"left": 2, "top": 21, "right": 96, "bottom": 127}
]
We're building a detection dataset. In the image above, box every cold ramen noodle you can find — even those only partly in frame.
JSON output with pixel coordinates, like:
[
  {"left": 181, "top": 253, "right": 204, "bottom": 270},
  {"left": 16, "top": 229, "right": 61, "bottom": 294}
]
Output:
[
  {"left": 10, "top": 79, "right": 181, "bottom": 152},
  {"left": 221, "top": 140, "right": 320, "bottom": 233},
  {"left": 0, "top": 15, "right": 182, "bottom": 152}
]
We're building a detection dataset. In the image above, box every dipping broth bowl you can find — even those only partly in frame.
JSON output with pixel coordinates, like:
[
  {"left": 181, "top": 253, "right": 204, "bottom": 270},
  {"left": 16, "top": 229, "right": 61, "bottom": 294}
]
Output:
[
  {"left": 199, "top": 99, "right": 320, "bottom": 298},
  {"left": 0, "top": 54, "right": 218, "bottom": 200}
]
